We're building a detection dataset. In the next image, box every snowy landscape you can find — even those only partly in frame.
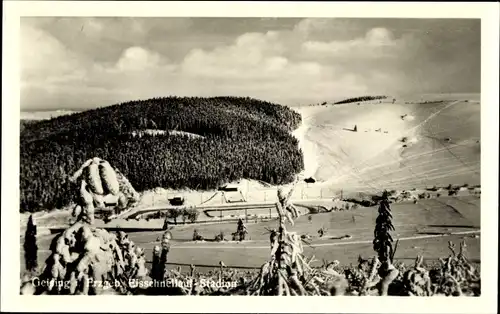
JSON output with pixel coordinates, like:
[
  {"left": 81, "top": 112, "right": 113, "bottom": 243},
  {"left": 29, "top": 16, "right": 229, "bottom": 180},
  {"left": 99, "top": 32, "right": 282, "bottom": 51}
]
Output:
[{"left": 15, "top": 16, "right": 486, "bottom": 299}]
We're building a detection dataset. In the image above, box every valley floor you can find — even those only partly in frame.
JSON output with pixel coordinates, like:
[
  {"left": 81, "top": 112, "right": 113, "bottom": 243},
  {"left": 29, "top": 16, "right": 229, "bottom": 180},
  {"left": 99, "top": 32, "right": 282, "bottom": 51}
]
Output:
[{"left": 21, "top": 195, "right": 480, "bottom": 274}]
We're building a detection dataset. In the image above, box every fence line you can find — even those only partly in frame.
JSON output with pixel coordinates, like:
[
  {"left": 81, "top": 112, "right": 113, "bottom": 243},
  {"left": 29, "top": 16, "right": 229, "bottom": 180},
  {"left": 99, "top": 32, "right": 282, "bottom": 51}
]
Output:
[
  {"left": 145, "top": 181, "right": 464, "bottom": 208},
  {"left": 147, "top": 186, "right": 346, "bottom": 208},
  {"left": 146, "top": 258, "right": 481, "bottom": 269}
]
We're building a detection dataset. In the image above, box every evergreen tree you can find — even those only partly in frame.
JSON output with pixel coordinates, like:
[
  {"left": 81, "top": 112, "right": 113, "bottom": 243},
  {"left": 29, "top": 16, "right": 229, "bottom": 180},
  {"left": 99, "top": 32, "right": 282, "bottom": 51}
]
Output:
[
  {"left": 24, "top": 215, "right": 38, "bottom": 273},
  {"left": 151, "top": 246, "right": 162, "bottom": 281},
  {"left": 372, "top": 190, "right": 399, "bottom": 295},
  {"left": 373, "top": 190, "right": 395, "bottom": 263}
]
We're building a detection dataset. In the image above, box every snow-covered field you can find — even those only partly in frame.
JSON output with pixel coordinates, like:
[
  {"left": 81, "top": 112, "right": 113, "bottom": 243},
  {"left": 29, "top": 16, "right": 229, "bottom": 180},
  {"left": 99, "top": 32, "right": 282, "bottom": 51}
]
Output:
[{"left": 292, "top": 94, "right": 480, "bottom": 193}]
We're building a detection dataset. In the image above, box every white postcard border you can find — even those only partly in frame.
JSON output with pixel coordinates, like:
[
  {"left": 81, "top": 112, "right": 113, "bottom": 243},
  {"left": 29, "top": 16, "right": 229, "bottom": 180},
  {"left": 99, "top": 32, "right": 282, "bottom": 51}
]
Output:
[{"left": 2, "top": 2, "right": 498, "bottom": 313}]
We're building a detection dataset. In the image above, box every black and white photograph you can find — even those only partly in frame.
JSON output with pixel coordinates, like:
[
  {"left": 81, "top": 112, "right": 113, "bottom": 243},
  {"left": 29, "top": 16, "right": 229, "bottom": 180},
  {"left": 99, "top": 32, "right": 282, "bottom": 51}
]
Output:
[{"left": 2, "top": 1, "right": 499, "bottom": 313}]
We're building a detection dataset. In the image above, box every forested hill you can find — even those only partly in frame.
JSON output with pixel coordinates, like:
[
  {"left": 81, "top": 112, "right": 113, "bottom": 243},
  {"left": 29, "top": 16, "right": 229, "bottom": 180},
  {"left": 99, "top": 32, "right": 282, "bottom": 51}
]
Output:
[
  {"left": 20, "top": 119, "right": 39, "bottom": 133},
  {"left": 20, "top": 96, "right": 304, "bottom": 212}
]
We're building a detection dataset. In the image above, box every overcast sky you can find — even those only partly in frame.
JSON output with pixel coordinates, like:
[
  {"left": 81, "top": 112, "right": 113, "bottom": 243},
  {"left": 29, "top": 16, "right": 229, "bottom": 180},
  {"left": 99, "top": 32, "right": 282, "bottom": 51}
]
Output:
[{"left": 21, "top": 17, "right": 480, "bottom": 111}]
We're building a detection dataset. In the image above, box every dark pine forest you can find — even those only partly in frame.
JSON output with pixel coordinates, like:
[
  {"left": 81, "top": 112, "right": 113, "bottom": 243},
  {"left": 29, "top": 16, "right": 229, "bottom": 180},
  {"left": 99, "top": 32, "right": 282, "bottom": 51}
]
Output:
[{"left": 20, "top": 97, "right": 304, "bottom": 212}]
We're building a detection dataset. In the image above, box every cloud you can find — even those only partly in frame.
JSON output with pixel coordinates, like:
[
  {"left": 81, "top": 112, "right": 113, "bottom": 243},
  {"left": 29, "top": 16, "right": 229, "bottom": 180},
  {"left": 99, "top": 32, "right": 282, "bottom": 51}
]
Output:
[
  {"left": 115, "top": 46, "right": 165, "bottom": 72},
  {"left": 176, "top": 28, "right": 380, "bottom": 104},
  {"left": 20, "top": 18, "right": 480, "bottom": 110},
  {"left": 293, "top": 18, "right": 372, "bottom": 41},
  {"left": 20, "top": 24, "right": 178, "bottom": 109},
  {"left": 21, "top": 17, "right": 195, "bottom": 65},
  {"left": 21, "top": 24, "right": 84, "bottom": 81},
  {"left": 302, "top": 27, "right": 405, "bottom": 60},
  {"left": 180, "top": 30, "right": 324, "bottom": 80},
  {"left": 178, "top": 24, "right": 414, "bottom": 100},
  {"left": 181, "top": 31, "right": 286, "bottom": 78},
  {"left": 19, "top": 21, "right": 407, "bottom": 109}
]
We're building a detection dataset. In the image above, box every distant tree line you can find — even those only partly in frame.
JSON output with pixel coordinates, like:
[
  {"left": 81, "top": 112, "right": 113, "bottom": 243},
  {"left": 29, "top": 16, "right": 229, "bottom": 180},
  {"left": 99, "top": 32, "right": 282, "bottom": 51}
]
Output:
[
  {"left": 334, "top": 95, "right": 388, "bottom": 104},
  {"left": 20, "top": 96, "right": 304, "bottom": 212}
]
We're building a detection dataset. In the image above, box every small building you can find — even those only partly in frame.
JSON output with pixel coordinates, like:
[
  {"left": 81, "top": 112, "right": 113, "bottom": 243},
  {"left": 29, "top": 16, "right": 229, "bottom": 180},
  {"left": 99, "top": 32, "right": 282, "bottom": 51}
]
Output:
[
  {"left": 219, "top": 184, "right": 245, "bottom": 203},
  {"left": 218, "top": 184, "right": 239, "bottom": 192},
  {"left": 169, "top": 196, "right": 185, "bottom": 206},
  {"left": 304, "top": 177, "right": 316, "bottom": 184}
]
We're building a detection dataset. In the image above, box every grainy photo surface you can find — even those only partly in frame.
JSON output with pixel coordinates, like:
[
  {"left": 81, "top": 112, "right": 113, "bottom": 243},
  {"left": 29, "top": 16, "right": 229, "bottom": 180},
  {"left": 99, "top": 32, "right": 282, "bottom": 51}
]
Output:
[
  {"left": 2, "top": 2, "right": 499, "bottom": 313},
  {"left": 19, "top": 16, "right": 482, "bottom": 297}
]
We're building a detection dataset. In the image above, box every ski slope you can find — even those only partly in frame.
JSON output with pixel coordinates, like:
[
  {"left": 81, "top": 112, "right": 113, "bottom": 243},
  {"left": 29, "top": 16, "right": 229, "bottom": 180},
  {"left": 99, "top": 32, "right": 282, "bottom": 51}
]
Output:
[{"left": 295, "top": 95, "right": 480, "bottom": 193}]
